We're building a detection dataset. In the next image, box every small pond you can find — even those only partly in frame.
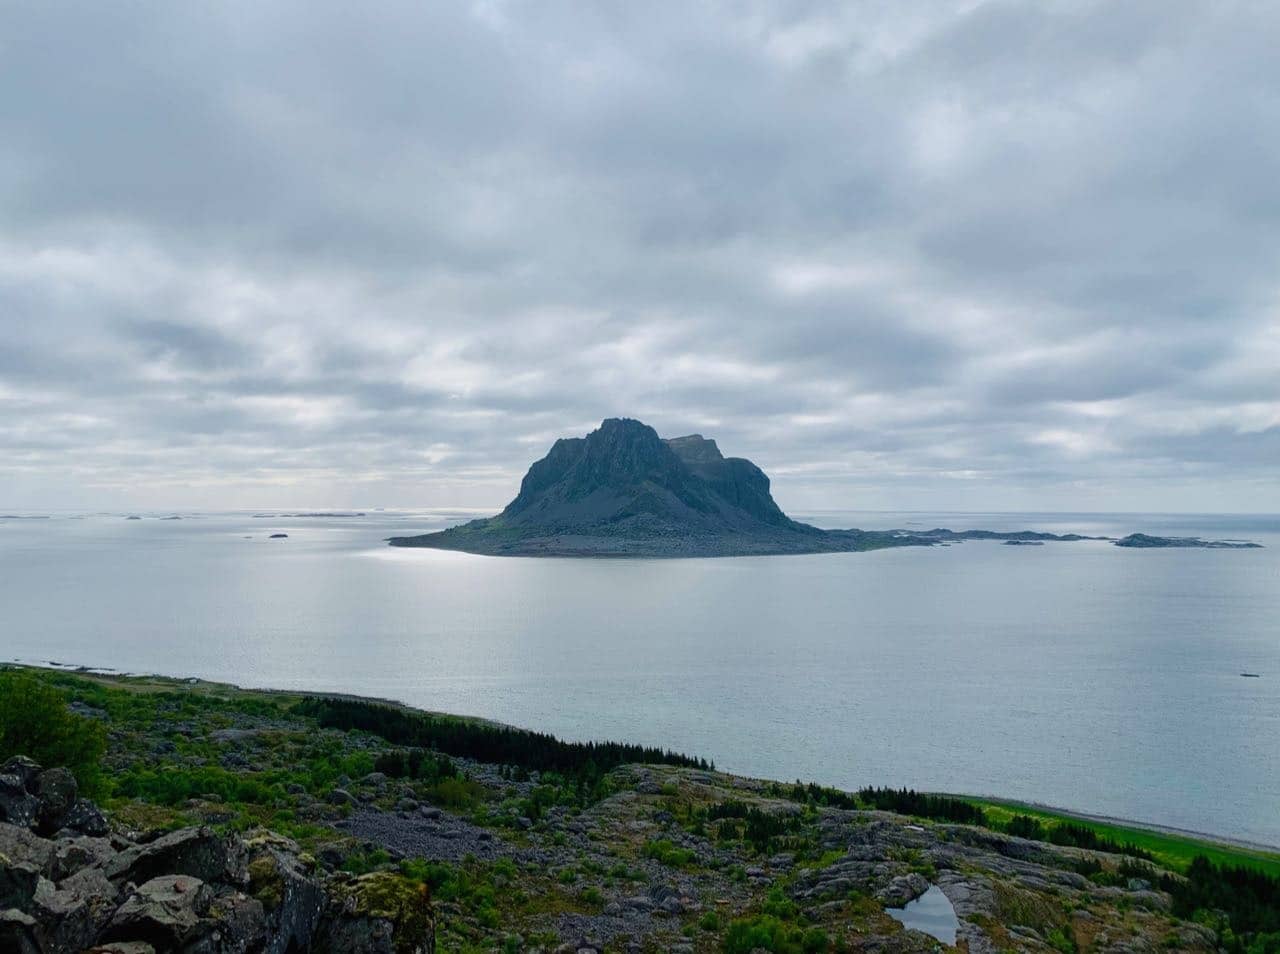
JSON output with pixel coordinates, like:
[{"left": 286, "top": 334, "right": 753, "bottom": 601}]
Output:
[{"left": 886, "top": 885, "right": 959, "bottom": 944}]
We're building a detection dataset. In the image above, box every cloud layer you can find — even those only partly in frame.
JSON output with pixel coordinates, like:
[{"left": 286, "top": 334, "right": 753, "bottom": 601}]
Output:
[{"left": 2, "top": 1, "right": 1277, "bottom": 511}]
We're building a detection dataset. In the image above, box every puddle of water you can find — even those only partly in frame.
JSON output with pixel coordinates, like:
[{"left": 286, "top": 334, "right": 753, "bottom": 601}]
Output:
[{"left": 886, "top": 884, "right": 958, "bottom": 945}]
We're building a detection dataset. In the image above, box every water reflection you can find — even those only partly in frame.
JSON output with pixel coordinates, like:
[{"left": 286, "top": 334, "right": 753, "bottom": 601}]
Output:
[{"left": 887, "top": 885, "right": 958, "bottom": 944}]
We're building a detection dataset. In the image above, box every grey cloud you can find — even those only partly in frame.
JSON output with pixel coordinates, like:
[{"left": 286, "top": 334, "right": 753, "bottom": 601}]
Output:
[{"left": 0, "top": 0, "right": 1277, "bottom": 511}]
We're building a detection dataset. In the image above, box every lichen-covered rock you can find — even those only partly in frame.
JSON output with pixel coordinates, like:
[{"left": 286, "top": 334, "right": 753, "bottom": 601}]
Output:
[
  {"left": 206, "top": 889, "right": 268, "bottom": 952},
  {"left": 320, "top": 871, "right": 435, "bottom": 954},
  {"left": 876, "top": 871, "right": 930, "bottom": 906},
  {"left": 102, "top": 874, "right": 214, "bottom": 948},
  {"left": 0, "top": 821, "right": 56, "bottom": 874},
  {"left": 63, "top": 797, "right": 110, "bottom": 836},
  {"left": 52, "top": 834, "right": 115, "bottom": 880},
  {"left": 246, "top": 832, "right": 327, "bottom": 953},
  {"left": 0, "top": 772, "right": 40, "bottom": 828},
  {"left": 31, "top": 866, "right": 118, "bottom": 951},
  {"left": 106, "top": 826, "right": 243, "bottom": 887},
  {"left": 0, "top": 758, "right": 107, "bottom": 839},
  {"left": 1, "top": 756, "right": 42, "bottom": 790},
  {"left": 33, "top": 767, "right": 78, "bottom": 835}
]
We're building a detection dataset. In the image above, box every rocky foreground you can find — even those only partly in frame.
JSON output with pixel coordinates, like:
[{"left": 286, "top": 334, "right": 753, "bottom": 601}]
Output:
[
  {"left": 1, "top": 669, "right": 1255, "bottom": 953},
  {"left": 0, "top": 755, "right": 433, "bottom": 953},
  {"left": 1, "top": 750, "right": 1218, "bottom": 954}
]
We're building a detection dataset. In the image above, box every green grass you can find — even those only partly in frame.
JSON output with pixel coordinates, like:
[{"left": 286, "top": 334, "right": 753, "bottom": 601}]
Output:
[{"left": 965, "top": 797, "right": 1280, "bottom": 877}]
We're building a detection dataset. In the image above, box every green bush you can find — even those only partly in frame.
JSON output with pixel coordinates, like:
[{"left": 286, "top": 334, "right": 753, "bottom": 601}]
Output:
[
  {"left": 112, "top": 764, "right": 282, "bottom": 806},
  {"left": 427, "top": 777, "right": 488, "bottom": 810},
  {"left": 1006, "top": 814, "right": 1046, "bottom": 840},
  {"left": 641, "top": 838, "right": 695, "bottom": 867},
  {"left": 856, "top": 787, "right": 987, "bottom": 825},
  {"left": 0, "top": 670, "right": 106, "bottom": 794},
  {"left": 722, "top": 914, "right": 827, "bottom": 953}
]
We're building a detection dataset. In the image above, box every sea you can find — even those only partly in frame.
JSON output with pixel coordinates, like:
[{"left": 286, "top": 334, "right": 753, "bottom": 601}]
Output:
[{"left": 2, "top": 509, "right": 1277, "bottom": 846}]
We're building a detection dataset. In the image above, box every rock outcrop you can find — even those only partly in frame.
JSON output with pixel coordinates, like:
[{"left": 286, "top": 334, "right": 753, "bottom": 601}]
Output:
[{"left": 0, "top": 757, "right": 435, "bottom": 954}]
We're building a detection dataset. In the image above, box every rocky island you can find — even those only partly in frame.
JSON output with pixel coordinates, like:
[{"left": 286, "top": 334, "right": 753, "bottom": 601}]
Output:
[
  {"left": 387, "top": 419, "right": 1259, "bottom": 557},
  {"left": 1113, "top": 533, "right": 1262, "bottom": 549}
]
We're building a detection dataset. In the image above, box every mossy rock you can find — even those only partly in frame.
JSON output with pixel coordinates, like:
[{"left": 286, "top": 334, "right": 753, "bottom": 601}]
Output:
[
  {"left": 992, "top": 880, "right": 1068, "bottom": 934},
  {"left": 330, "top": 872, "right": 434, "bottom": 954},
  {"left": 247, "top": 854, "right": 285, "bottom": 910}
]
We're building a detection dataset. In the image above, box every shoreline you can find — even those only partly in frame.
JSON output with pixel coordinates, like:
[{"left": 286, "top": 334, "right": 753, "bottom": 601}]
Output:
[
  {"left": 13, "top": 659, "right": 1279, "bottom": 860},
  {"left": 956, "top": 793, "right": 1280, "bottom": 856}
]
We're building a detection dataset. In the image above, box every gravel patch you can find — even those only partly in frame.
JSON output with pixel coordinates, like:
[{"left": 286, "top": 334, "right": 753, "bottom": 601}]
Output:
[{"left": 335, "top": 807, "right": 528, "bottom": 863}]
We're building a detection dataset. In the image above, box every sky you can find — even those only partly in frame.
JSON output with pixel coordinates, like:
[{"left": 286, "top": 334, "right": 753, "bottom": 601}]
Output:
[{"left": 1, "top": 1, "right": 1277, "bottom": 514}]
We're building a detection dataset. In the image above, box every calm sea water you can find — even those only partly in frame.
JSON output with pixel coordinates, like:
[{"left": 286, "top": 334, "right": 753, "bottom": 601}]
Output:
[{"left": 2, "top": 510, "right": 1277, "bottom": 846}]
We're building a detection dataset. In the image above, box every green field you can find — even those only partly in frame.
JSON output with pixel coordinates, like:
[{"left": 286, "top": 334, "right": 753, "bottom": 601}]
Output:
[{"left": 962, "top": 796, "right": 1280, "bottom": 877}]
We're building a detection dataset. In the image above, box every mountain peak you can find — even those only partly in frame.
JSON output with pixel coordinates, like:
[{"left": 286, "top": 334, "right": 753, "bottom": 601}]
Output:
[{"left": 391, "top": 418, "right": 832, "bottom": 554}]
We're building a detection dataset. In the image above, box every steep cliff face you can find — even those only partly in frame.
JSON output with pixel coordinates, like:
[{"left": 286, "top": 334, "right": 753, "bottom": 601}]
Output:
[{"left": 665, "top": 433, "right": 801, "bottom": 530}]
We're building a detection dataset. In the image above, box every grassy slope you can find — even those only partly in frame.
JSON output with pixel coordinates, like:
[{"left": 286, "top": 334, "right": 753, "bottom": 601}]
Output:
[{"left": 961, "top": 796, "right": 1280, "bottom": 877}]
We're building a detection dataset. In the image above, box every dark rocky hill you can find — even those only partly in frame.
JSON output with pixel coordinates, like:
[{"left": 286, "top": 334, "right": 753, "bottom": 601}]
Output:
[{"left": 388, "top": 418, "right": 861, "bottom": 556}]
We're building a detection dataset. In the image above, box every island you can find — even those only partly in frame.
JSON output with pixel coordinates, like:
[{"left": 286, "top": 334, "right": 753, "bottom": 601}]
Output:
[
  {"left": 1115, "top": 533, "right": 1262, "bottom": 549},
  {"left": 387, "top": 418, "right": 1258, "bottom": 557}
]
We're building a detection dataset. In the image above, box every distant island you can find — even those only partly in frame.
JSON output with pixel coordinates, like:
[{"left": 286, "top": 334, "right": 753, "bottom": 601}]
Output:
[
  {"left": 386, "top": 418, "right": 1263, "bottom": 557},
  {"left": 1115, "top": 533, "right": 1262, "bottom": 549}
]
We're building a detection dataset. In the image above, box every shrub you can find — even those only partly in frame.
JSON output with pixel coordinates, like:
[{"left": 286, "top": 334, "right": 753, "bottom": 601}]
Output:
[
  {"left": 642, "top": 838, "right": 695, "bottom": 868},
  {"left": 373, "top": 748, "right": 457, "bottom": 783},
  {"left": 1171, "top": 856, "right": 1280, "bottom": 941},
  {"left": 722, "top": 914, "right": 821, "bottom": 954},
  {"left": 427, "top": 777, "right": 487, "bottom": 810},
  {"left": 1046, "top": 823, "right": 1153, "bottom": 861},
  {"left": 1006, "top": 814, "right": 1046, "bottom": 840},
  {"left": 0, "top": 670, "right": 107, "bottom": 794},
  {"left": 294, "top": 696, "right": 709, "bottom": 777},
  {"left": 856, "top": 787, "right": 987, "bottom": 826}
]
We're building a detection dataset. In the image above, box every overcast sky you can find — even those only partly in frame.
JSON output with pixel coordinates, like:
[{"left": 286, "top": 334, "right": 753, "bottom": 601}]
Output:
[{"left": 2, "top": 1, "right": 1277, "bottom": 513}]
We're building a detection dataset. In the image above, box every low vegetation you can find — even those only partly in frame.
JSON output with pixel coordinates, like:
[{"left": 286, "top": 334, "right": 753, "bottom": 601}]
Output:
[
  {"left": 0, "top": 669, "right": 107, "bottom": 794},
  {"left": 4, "top": 665, "right": 1279, "bottom": 953},
  {"left": 293, "top": 695, "right": 711, "bottom": 800}
]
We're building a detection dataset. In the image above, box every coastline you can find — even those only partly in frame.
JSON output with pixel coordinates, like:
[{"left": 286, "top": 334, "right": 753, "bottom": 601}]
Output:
[
  {"left": 14, "top": 660, "right": 1278, "bottom": 861},
  {"left": 5, "top": 661, "right": 1278, "bottom": 952}
]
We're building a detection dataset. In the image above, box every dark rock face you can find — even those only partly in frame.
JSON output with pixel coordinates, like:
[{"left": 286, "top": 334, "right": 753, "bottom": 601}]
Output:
[
  {"left": 0, "top": 758, "right": 435, "bottom": 954},
  {"left": 499, "top": 419, "right": 804, "bottom": 534},
  {"left": 245, "top": 833, "right": 327, "bottom": 953},
  {"left": 33, "top": 769, "right": 78, "bottom": 836},
  {"left": 104, "top": 827, "right": 244, "bottom": 887},
  {"left": 0, "top": 772, "right": 40, "bottom": 829},
  {"left": 102, "top": 874, "right": 216, "bottom": 948},
  {"left": 389, "top": 418, "right": 841, "bottom": 557}
]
